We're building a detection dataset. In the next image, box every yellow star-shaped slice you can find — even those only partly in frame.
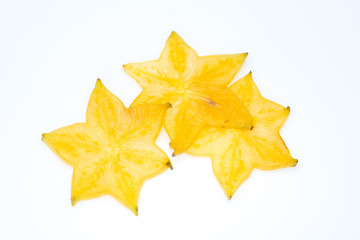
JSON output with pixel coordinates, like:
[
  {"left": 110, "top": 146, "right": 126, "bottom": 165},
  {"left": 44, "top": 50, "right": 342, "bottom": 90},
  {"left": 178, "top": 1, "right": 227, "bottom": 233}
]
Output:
[
  {"left": 124, "top": 32, "right": 253, "bottom": 155},
  {"left": 187, "top": 73, "right": 298, "bottom": 199},
  {"left": 42, "top": 79, "right": 172, "bottom": 215}
]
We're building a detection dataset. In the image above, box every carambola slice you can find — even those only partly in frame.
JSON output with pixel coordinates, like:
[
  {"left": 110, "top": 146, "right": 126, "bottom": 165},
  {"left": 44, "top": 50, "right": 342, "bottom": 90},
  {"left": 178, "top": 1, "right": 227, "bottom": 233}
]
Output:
[
  {"left": 124, "top": 32, "right": 252, "bottom": 155},
  {"left": 187, "top": 73, "right": 297, "bottom": 199},
  {"left": 42, "top": 79, "right": 172, "bottom": 215}
]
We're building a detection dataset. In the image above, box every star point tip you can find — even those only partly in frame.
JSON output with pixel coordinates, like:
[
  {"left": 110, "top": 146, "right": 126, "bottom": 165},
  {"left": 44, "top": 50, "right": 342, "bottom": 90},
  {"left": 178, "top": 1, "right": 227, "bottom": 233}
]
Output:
[
  {"left": 133, "top": 207, "right": 139, "bottom": 216},
  {"left": 293, "top": 159, "right": 299, "bottom": 166},
  {"left": 167, "top": 161, "right": 174, "bottom": 170}
]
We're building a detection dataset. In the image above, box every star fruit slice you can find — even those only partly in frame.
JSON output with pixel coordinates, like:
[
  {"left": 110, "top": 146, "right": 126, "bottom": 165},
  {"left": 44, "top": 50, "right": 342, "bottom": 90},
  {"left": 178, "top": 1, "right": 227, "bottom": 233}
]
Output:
[
  {"left": 42, "top": 79, "right": 172, "bottom": 215},
  {"left": 124, "top": 31, "right": 253, "bottom": 155},
  {"left": 187, "top": 72, "right": 298, "bottom": 199}
]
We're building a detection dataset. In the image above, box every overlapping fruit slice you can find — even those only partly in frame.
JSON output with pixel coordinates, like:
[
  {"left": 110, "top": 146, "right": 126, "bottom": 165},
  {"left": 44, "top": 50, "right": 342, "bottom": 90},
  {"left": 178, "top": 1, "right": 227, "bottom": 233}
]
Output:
[
  {"left": 42, "top": 79, "right": 172, "bottom": 215},
  {"left": 124, "top": 32, "right": 253, "bottom": 155},
  {"left": 187, "top": 73, "right": 297, "bottom": 199}
]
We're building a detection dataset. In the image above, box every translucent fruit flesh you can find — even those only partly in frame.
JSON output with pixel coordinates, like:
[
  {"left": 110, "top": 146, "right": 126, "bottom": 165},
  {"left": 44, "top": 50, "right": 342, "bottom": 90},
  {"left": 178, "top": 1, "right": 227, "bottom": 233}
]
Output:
[
  {"left": 124, "top": 32, "right": 252, "bottom": 155},
  {"left": 42, "top": 79, "right": 172, "bottom": 215},
  {"left": 186, "top": 73, "right": 297, "bottom": 199}
]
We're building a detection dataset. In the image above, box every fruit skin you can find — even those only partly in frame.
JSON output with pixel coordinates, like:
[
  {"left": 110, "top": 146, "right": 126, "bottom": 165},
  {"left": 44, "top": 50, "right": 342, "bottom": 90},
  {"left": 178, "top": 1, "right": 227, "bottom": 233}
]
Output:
[
  {"left": 42, "top": 79, "right": 172, "bottom": 215},
  {"left": 124, "top": 31, "right": 252, "bottom": 155},
  {"left": 187, "top": 72, "right": 297, "bottom": 199}
]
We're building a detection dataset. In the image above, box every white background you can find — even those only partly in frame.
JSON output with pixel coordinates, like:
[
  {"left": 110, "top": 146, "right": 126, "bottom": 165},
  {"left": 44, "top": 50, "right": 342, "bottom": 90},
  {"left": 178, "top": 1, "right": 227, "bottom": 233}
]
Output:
[{"left": 1, "top": 0, "right": 359, "bottom": 239}]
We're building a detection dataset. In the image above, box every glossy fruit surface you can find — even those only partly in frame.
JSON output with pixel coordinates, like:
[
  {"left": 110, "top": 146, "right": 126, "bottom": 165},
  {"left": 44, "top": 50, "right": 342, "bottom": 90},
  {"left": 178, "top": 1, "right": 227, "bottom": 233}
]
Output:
[
  {"left": 42, "top": 79, "right": 171, "bottom": 215},
  {"left": 187, "top": 73, "right": 297, "bottom": 199},
  {"left": 124, "top": 32, "right": 252, "bottom": 155}
]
